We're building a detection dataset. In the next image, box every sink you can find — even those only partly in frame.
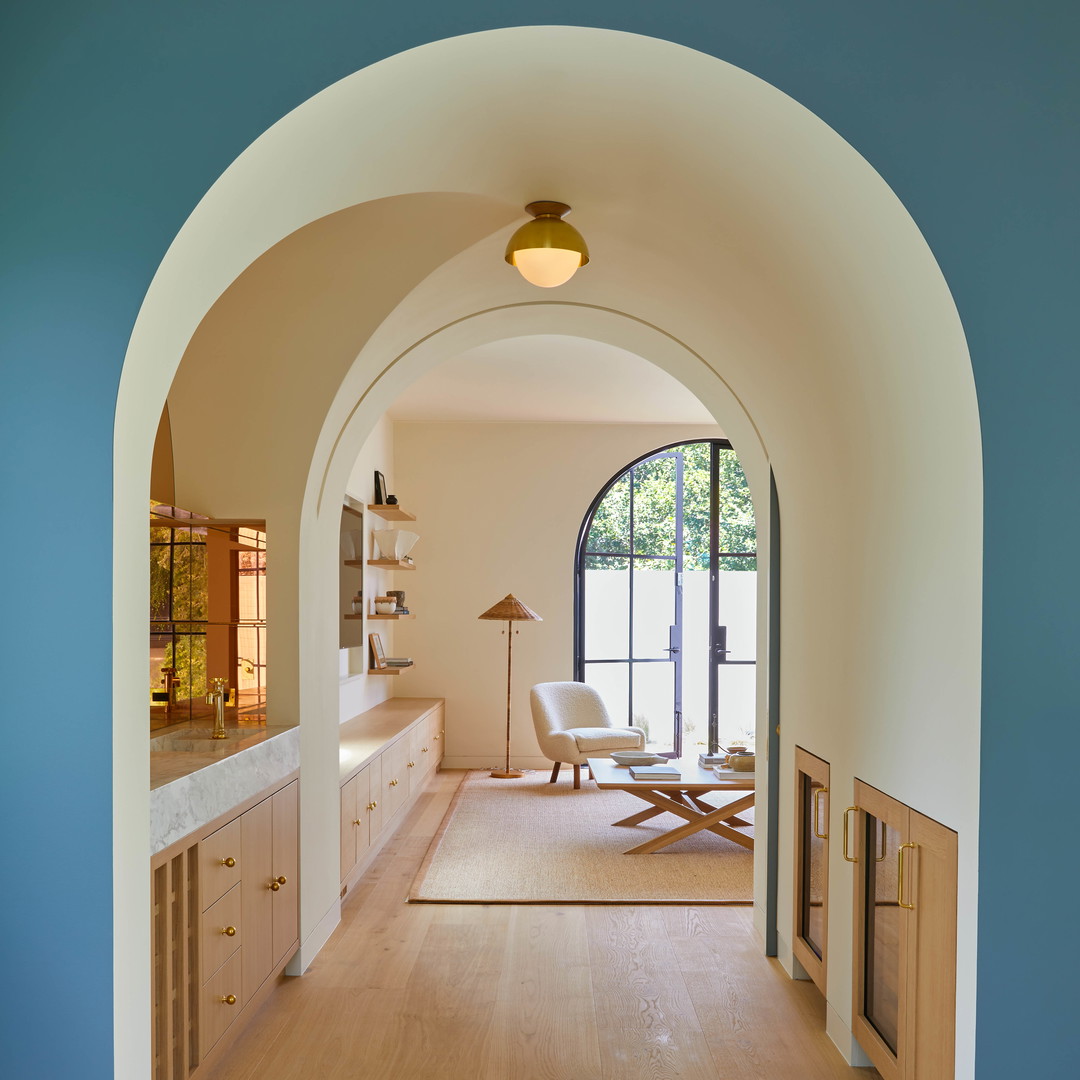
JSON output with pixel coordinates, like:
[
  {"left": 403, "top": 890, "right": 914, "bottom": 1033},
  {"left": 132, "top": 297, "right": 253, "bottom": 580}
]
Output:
[{"left": 151, "top": 726, "right": 266, "bottom": 752}]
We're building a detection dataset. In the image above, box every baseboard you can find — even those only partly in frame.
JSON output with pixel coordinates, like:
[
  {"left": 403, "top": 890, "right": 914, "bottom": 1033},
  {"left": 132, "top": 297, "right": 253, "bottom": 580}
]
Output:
[
  {"left": 290, "top": 895, "right": 341, "bottom": 974},
  {"left": 827, "top": 1002, "right": 873, "bottom": 1067}
]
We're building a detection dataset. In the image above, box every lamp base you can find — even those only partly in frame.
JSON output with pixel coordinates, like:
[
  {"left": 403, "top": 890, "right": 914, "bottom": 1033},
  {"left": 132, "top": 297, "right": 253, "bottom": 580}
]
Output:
[{"left": 490, "top": 769, "right": 525, "bottom": 779}]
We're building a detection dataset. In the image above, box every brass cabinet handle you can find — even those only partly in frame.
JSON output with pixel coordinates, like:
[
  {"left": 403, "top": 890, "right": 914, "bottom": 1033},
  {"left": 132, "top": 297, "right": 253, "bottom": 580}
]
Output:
[
  {"left": 434, "top": 733, "right": 441, "bottom": 741},
  {"left": 352, "top": 818, "right": 362, "bottom": 826},
  {"left": 221, "top": 994, "right": 237, "bottom": 1006},
  {"left": 421, "top": 747, "right": 429, "bottom": 753},
  {"left": 813, "top": 786, "right": 829, "bottom": 840},
  {"left": 221, "top": 857, "right": 236, "bottom": 867},
  {"left": 843, "top": 806, "right": 859, "bottom": 863},
  {"left": 898, "top": 842, "right": 917, "bottom": 909},
  {"left": 367, "top": 801, "right": 377, "bottom": 811},
  {"left": 221, "top": 926, "right": 236, "bottom": 937},
  {"left": 269, "top": 881, "right": 280, "bottom": 891},
  {"left": 874, "top": 821, "right": 887, "bottom": 862},
  {"left": 389, "top": 778, "right": 399, "bottom": 787},
  {"left": 407, "top": 761, "right": 415, "bottom": 768}
]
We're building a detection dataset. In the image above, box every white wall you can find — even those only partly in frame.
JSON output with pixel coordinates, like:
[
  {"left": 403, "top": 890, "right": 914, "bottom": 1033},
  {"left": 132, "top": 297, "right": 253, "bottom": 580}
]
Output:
[
  {"left": 391, "top": 421, "right": 722, "bottom": 767},
  {"left": 338, "top": 415, "right": 398, "bottom": 719}
]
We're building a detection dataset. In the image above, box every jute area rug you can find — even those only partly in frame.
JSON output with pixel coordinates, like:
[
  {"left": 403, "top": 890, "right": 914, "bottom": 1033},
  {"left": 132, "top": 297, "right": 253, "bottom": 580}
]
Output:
[{"left": 409, "top": 770, "right": 753, "bottom": 904}]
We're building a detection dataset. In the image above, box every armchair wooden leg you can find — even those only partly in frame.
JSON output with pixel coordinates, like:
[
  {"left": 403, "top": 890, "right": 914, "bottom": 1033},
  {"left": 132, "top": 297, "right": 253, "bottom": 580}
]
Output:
[
  {"left": 549, "top": 762, "right": 561, "bottom": 783},
  {"left": 573, "top": 764, "right": 581, "bottom": 790}
]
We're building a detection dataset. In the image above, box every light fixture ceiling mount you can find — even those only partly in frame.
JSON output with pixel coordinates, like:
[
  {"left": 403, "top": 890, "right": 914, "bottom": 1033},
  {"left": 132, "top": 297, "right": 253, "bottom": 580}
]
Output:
[{"left": 505, "top": 201, "right": 589, "bottom": 288}]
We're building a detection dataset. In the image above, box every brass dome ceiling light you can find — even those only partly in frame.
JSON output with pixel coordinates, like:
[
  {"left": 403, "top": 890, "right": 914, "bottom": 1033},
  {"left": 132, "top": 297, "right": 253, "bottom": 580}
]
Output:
[{"left": 504, "top": 201, "right": 589, "bottom": 288}]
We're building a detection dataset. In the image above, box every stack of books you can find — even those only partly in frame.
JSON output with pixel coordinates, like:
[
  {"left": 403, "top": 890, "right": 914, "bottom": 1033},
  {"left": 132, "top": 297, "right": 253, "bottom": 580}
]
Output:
[
  {"left": 629, "top": 763, "right": 681, "bottom": 780},
  {"left": 385, "top": 657, "right": 413, "bottom": 668}
]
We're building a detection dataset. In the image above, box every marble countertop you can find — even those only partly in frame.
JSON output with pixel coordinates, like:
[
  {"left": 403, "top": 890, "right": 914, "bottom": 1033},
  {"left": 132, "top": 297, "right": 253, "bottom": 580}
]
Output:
[{"left": 150, "top": 723, "right": 299, "bottom": 855}]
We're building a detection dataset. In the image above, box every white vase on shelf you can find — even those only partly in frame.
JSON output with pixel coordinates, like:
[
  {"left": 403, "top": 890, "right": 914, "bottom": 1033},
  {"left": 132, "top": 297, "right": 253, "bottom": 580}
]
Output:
[{"left": 372, "top": 529, "right": 419, "bottom": 560}]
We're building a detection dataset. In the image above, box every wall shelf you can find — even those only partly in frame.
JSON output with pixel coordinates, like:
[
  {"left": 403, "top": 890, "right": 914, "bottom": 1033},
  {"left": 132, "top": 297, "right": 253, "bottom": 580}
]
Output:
[
  {"left": 368, "top": 612, "right": 415, "bottom": 620},
  {"left": 367, "top": 504, "right": 416, "bottom": 522},
  {"left": 367, "top": 559, "right": 415, "bottom": 570},
  {"left": 344, "top": 614, "right": 364, "bottom": 620},
  {"left": 368, "top": 664, "right": 414, "bottom": 675},
  {"left": 343, "top": 560, "right": 365, "bottom": 567}
]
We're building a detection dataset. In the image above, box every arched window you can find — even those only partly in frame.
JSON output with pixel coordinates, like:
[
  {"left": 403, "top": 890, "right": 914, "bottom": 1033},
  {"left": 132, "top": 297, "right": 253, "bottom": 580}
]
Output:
[{"left": 574, "top": 440, "right": 756, "bottom": 757}]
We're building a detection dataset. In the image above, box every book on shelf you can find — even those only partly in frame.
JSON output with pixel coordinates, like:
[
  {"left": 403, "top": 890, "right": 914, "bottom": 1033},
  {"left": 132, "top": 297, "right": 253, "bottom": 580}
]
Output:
[
  {"left": 385, "top": 657, "right": 413, "bottom": 667},
  {"left": 629, "top": 764, "right": 681, "bottom": 780}
]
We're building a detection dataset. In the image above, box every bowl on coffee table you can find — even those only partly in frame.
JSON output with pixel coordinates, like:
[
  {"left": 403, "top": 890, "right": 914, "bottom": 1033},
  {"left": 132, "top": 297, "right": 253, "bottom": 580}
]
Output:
[{"left": 610, "top": 751, "right": 667, "bottom": 767}]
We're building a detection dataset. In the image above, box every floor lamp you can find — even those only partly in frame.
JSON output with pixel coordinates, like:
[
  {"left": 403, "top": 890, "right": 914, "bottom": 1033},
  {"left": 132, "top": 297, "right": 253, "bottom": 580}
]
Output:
[{"left": 478, "top": 594, "right": 542, "bottom": 779}]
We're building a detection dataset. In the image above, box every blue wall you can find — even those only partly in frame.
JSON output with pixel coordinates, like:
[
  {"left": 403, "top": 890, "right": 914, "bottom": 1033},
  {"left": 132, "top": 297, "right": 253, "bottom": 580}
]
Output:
[{"left": 2, "top": 2, "right": 1076, "bottom": 1075}]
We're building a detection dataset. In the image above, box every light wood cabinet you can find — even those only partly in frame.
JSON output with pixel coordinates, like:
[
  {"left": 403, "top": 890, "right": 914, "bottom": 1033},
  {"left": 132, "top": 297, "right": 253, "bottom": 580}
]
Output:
[
  {"left": 240, "top": 782, "right": 299, "bottom": 1005},
  {"left": 338, "top": 699, "right": 444, "bottom": 893},
  {"left": 152, "top": 775, "right": 299, "bottom": 1080},
  {"left": 340, "top": 757, "right": 391, "bottom": 883},
  {"left": 793, "top": 747, "right": 830, "bottom": 994},
  {"left": 850, "top": 780, "right": 957, "bottom": 1080}
]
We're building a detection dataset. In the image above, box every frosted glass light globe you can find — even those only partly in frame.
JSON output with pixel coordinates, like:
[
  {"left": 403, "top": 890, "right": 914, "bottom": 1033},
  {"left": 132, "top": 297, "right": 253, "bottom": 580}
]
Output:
[{"left": 510, "top": 247, "right": 584, "bottom": 288}]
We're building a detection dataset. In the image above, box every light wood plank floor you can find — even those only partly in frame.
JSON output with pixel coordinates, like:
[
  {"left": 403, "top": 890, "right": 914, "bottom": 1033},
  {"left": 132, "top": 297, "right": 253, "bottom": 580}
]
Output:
[{"left": 201, "top": 771, "right": 877, "bottom": 1080}]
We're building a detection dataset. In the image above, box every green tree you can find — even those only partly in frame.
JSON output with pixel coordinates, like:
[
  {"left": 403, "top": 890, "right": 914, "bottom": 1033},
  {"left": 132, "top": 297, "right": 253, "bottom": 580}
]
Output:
[{"left": 584, "top": 442, "right": 756, "bottom": 570}]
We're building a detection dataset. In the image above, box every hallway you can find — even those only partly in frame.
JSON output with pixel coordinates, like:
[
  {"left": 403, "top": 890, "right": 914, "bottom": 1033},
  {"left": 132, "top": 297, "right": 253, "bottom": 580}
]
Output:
[{"left": 201, "top": 772, "right": 876, "bottom": 1080}]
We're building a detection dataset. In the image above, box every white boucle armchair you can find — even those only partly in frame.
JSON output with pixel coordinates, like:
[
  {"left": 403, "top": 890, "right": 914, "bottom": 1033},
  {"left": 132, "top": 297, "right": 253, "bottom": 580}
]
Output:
[{"left": 530, "top": 681, "right": 647, "bottom": 789}]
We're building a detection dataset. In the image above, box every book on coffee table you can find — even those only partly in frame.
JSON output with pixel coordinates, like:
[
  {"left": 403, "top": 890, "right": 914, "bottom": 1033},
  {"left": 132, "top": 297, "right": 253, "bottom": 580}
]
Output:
[{"left": 629, "top": 764, "right": 681, "bottom": 780}]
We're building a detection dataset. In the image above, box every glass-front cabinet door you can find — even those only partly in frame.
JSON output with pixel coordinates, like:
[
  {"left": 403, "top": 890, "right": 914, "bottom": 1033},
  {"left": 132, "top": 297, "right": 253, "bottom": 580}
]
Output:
[
  {"left": 851, "top": 779, "right": 958, "bottom": 1080},
  {"left": 793, "top": 747, "right": 830, "bottom": 994}
]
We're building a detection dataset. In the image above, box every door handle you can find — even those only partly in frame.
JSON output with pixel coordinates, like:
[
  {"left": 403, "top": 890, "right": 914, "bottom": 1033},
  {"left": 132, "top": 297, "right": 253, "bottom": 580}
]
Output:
[{"left": 664, "top": 646, "right": 680, "bottom": 654}]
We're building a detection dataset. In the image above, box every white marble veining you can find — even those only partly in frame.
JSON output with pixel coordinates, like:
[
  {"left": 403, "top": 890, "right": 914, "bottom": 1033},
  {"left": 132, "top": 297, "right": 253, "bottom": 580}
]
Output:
[{"left": 150, "top": 726, "right": 300, "bottom": 854}]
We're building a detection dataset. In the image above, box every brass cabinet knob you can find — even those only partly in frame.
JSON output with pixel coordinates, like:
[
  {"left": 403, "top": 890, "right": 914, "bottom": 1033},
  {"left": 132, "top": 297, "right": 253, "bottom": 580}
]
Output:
[
  {"left": 434, "top": 733, "right": 441, "bottom": 741},
  {"left": 352, "top": 818, "right": 362, "bottom": 826},
  {"left": 221, "top": 994, "right": 237, "bottom": 1006},
  {"left": 269, "top": 881, "right": 280, "bottom": 891},
  {"left": 276, "top": 876, "right": 287, "bottom": 886},
  {"left": 421, "top": 747, "right": 429, "bottom": 753},
  {"left": 389, "top": 778, "right": 399, "bottom": 787},
  {"left": 221, "top": 926, "right": 237, "bottom": 937},
  {"left": 407, "top": 761, "right": 415, "bottom": 768},
  {"left": 367, "top": 801, "right": 377, "bottom": 811},
  {"left": 221, "top": 857, "right": 236, "bottom": 867}
]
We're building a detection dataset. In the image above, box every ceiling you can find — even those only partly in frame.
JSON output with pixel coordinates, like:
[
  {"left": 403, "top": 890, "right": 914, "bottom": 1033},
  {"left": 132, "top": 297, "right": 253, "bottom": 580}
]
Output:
[{"left": 386, "top": 334, "right": 717, "bottom": 424}]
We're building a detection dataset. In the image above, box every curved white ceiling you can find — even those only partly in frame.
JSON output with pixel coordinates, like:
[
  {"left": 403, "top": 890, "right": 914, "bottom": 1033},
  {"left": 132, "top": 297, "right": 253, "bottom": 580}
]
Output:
[{"left": 386, "top": 334, "right": 716, "bottom": 424}]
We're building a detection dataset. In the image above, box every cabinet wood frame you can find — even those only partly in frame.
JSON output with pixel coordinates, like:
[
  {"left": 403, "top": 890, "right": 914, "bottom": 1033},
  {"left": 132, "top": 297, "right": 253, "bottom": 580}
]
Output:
[
  {"left": 851, "top": 778, "right": 958, "bottom": 1080},
  {"left": 792, "top": 746, "right": 830, "bottom": 995}
]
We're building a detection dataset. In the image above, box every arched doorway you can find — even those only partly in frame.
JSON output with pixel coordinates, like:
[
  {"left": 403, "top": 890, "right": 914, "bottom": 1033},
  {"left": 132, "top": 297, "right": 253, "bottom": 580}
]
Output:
[{"left": 115, "top": 26, "right": 980, "bottom": 1074}]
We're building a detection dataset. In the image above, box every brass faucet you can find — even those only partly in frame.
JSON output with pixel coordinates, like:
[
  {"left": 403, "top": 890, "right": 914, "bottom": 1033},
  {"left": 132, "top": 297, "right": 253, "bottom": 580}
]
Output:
[{"left": 206, "top": 677, "right": 228, "bottom": 739}]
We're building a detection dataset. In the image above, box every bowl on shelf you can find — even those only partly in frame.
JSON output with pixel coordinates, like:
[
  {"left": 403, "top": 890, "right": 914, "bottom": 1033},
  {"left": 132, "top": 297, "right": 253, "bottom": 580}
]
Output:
[
  {"left": 372, "top": 529, "right": 419, "bottom": 561},
  {"left": 610, "top": 751, "right": 667, "bottom": 767}
]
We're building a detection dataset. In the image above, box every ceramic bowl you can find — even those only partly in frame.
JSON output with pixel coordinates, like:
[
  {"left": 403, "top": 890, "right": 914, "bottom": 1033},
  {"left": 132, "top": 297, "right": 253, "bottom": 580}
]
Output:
[{"left": 610, "top": 751, "right": 667, "bottom": 766}]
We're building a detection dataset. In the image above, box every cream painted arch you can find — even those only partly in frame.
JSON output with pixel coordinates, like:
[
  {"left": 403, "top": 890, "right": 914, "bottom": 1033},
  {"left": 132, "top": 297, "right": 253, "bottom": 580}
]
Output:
[{"left": 114, "top": 25, "right": 982, "bottom": 1077}]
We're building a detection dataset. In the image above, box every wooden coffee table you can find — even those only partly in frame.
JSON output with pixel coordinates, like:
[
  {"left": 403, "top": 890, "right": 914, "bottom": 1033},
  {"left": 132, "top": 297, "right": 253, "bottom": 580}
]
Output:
[{"left": 587, "top": 757, "right": 755, "bottom": 854}]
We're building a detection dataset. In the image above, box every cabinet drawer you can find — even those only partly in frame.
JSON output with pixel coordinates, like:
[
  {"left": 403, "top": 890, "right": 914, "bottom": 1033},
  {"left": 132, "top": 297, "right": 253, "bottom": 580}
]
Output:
[
  {"left": 200, "top": 883, "right": 242, "bottom": 982},
  {"left": 199, "top": 817, "right": 242, "bottom": 911},
  {"left": 200, "top": 948, "right": 243, "bottom": 1058}
]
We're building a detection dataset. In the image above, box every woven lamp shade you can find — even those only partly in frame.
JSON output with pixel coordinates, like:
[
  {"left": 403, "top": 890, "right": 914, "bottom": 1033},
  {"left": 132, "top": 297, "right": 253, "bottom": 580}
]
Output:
[{"left": 477, "top": 594, "right": 543, "bottom": 622}]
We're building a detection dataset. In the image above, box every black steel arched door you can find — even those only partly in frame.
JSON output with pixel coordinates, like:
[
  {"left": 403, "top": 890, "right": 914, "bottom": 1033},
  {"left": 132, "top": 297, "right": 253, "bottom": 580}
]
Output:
[{"left": 575, "top": 440, "right": 757, "bottom": 758}]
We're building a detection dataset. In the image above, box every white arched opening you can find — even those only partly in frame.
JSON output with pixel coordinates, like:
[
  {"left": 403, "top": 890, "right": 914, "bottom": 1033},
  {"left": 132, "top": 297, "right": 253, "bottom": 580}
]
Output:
[{"left": 116, "top": 26, "right": 980, "bottom": 1077}]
